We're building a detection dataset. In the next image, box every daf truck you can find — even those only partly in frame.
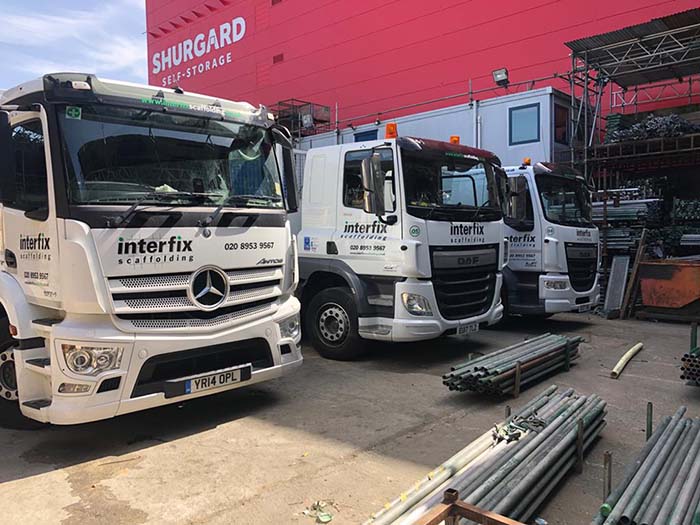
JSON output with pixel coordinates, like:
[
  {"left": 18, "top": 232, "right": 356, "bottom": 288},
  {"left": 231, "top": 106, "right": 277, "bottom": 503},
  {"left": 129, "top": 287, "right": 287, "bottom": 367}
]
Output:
[
  {"left": 0, "top": 73, "right": 302, "bottom": 425},
  {"left": 295, "top": 127, "right": 508, "bottom": 359},
  {"left": 502, "top": 161, "right": 600, "bottom": 317}
]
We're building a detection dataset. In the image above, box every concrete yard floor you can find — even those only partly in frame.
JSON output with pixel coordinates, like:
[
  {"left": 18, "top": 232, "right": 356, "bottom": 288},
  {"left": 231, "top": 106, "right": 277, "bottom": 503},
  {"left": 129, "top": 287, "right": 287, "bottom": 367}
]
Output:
[{"left": 1, "top": 314, "right": 698, "bottom": 525}]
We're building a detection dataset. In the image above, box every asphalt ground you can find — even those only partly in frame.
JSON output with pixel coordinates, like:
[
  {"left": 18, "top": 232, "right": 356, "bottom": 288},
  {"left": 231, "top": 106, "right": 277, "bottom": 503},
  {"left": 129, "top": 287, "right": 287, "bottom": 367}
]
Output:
[{"left": 1, "top": 313, "right": 697, "bottom": 525}]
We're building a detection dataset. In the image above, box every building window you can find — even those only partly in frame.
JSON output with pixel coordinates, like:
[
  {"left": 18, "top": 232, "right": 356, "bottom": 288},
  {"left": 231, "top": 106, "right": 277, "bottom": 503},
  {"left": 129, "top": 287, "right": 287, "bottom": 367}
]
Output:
[
  {"left": 7, "top": 120, "right": 49, "bottom": 213},
  {"left": 554, "top": 104, "right": 569, "bottom": 145},
  {"left": 342, "top": 149, "right": 395, "bottom": 212},
  {"left": 509, "top": 103, "right": 540, "bottom": 146},
  {"left": 354, "top": 130, "right": 378, "bottom": 142}
]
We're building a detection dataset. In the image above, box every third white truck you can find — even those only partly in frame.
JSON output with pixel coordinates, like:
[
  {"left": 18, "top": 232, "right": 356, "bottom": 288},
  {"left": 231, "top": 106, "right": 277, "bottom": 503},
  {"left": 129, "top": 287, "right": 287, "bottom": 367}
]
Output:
[
  {"left": 294, "top": 127, "right": 508, "bottom": 359},
  {"left": 502, "top": 161, "right": 600, "bottom": 317}
]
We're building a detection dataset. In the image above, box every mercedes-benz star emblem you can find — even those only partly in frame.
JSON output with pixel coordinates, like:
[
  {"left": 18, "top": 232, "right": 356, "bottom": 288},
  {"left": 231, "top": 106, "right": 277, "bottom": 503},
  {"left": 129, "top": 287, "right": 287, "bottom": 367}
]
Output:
[{"left": 189, "top": 266, "right": 229, "bottom": 311}]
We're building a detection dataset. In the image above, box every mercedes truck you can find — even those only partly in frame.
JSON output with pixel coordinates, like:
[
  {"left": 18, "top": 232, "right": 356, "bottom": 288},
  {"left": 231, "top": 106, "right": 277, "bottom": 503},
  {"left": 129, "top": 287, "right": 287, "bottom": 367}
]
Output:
[
  {"left": 502, "top": 161, "right": 600, "bottom": 317},
  {"left": 294, "top": 127, "right": 508, "bottom": 359},
  {"left": 0, "top": 73, "right": 302, "bottom": 425}
]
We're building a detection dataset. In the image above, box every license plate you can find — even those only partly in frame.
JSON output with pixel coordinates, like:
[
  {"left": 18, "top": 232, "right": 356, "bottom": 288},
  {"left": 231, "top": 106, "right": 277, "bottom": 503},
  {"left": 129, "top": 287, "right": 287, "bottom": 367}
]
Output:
[
  {"left": 457, "top": 322, "right": 479, "bottom": 336},
  {"left": 185, "top": 366, "right": 250, "bottom": 394},
  {"left": 579, "top": 304, "right": 592, "bottom": 313}
]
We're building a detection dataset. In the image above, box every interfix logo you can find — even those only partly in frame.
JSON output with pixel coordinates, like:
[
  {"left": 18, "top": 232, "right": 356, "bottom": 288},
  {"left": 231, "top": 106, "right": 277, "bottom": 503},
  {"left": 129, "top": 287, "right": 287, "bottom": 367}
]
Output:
[
  {"left": 576, "top": 229, "right": 593, "bottom": 238},
  {"left": 450, "top": 223, "right": 485, "bottom": 236},
  {"left": 117, "top": 235, "right": 192, "bottom": 255},
  {"left": 20, "top": 233, "right": 50, "bottom": 251},
  {"left": 508, "top": 233, "right": 537, "bottom": 244},
  {"left": 340, "top": 221, "right": 388, "bottom": 240},
  {"left": 117, "top": 235, "right": 195, "bottom": 265}
]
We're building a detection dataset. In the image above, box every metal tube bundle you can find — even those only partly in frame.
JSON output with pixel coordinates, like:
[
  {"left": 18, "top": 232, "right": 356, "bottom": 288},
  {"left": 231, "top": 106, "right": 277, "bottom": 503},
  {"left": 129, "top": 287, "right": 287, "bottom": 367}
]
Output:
[
  {"left": 365, "top": 386, "right": 606, "bottom": 525},
  {"left": 681, "top": 347, "right": 700, "bottom": 386},
  {"left": 443, "top": 334, "right": 584, "bottom": 395},
  {"left": 590, "top": 407, "right": 700, "bottom": 525}
]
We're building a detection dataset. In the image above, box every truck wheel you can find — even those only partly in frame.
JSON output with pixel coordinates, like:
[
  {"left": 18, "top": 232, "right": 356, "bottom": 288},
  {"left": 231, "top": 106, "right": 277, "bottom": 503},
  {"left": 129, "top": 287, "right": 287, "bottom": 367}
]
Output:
[
  {"left": 306, "top": 287, "right": 366, "bottom": 360},
  {"left": 0, "top": 344, "right": 18, "bottom": 402},
  {"left": 0, "top": 318, "right": 43, "bottom": 430}
]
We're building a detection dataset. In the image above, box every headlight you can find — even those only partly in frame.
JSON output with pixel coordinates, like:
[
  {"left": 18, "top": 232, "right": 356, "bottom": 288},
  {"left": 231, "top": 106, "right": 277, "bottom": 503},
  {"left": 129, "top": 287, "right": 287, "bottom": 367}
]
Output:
[
  {"left": 401, "top": 293, "right": 433, "bottom": 316},
  {"left": 279, "top": 314, "right": 301, "bottom": 339},
  {"left": 543, "top": 280, "right": 568, "bottom": 290},
  {"left": 62, "top": 344, "right": 123, "bottom": 375}
]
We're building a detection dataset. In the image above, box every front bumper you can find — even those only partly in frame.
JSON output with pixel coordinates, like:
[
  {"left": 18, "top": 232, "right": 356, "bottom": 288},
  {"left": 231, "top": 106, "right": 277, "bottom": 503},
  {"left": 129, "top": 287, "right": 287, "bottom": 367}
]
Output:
[
  {"left": 540, "top": 274, "right": 600, "bottom": 314},
  {"left": 358, "top": 275, "right": 503, "bottom": 342},
  {"left": 16, "top": 296, "right": 302, "bottom": 425}
]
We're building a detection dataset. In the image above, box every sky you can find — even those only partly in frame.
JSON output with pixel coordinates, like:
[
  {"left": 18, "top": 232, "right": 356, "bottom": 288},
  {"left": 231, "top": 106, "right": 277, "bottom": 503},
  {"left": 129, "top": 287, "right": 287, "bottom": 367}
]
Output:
[{"left": 1, "top": 0, "right": 148, "bottom": 89}]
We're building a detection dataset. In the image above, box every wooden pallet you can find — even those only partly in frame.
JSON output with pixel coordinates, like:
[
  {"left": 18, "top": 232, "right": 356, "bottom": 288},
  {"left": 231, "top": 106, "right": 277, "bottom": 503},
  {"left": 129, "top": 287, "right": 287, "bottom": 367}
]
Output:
[{"left": 415, "top": 489, "right": 525, "bottom": 525}]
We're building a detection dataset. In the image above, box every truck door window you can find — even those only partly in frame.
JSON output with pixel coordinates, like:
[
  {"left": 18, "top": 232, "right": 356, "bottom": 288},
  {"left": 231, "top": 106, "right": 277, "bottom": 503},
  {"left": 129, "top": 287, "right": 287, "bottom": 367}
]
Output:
[
  {"left": 8, "top": 120, "right": 49, "bottom": 213},
  {"left": 342, "top": 149, "right": 395, "bottom": 212},
  {"left": 505, "top": 176, "right": 534, "bottom": 231}
]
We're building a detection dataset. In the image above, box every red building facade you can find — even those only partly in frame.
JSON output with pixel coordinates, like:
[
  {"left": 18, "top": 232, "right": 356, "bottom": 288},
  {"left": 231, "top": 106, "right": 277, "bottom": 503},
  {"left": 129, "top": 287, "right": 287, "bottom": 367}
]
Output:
[{"left": 146, "top": 0, "right": 698, "bottom": 124}]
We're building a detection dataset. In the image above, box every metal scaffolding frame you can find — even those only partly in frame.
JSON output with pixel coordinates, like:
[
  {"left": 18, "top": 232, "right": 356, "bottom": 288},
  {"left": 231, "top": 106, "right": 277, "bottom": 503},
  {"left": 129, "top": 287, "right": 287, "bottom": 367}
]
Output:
[{"left": 565, "top": 8, "right": 700, "bottom": 182}]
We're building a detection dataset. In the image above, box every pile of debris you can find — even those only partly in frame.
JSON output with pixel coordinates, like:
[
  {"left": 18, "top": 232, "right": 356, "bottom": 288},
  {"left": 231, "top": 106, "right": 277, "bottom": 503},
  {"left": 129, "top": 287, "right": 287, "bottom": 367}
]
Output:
[
  {"left": 365, "top": 386, "right": 606, "bottom": 525},
  {"left": 443, "top": 334, "right": 583, "bottom": 395}
]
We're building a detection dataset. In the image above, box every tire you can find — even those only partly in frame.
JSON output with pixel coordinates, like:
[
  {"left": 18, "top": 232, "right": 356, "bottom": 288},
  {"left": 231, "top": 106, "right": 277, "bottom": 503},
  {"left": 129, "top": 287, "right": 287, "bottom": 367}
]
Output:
[
  {"left": 0, "top": 317, "right": 44, "bottom": 430},
  {"left": 305, "top": 287, "right": 366, "bottom": 360}
]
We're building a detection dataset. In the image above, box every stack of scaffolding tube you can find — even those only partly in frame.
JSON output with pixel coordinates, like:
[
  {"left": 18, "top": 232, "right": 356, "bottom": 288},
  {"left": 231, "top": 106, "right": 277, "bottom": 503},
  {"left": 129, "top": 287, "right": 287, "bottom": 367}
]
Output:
[
  {"left": 443, "top": 334, "right": 584, "bottom": 395},
  {"left": 591, "top": 407, "right": 700, "bottom": 525},
  {"left": 681, "top": 347, "right": 700, "bottom": 386},
  {"left": 365, "top": 385, "right": 606, "bottom": 525}
]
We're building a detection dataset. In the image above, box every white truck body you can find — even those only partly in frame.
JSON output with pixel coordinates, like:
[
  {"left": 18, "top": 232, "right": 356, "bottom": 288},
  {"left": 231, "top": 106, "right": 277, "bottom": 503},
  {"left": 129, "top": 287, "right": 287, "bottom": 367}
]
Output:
[
  {"left": 0, "top": 74, "right": 302, "bottom": 424},
  {"left": 293, "top": 135, "right": 507, "bottom": 358},
  {"left": 502, "top": 162, "right": 600, "bottom": 315}
]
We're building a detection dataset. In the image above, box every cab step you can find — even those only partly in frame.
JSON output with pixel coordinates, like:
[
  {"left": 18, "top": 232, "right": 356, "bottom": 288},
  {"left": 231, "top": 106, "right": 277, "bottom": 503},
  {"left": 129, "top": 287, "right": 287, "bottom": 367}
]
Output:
[
  {"left": 22, "top": 399, "right": 51, "bottom": 410},
  {"left": 32, "top": 318, "right": 61, "bottom": 326},
  {"left": 26, "top": 358, "right": 50, "bottom": 368}
]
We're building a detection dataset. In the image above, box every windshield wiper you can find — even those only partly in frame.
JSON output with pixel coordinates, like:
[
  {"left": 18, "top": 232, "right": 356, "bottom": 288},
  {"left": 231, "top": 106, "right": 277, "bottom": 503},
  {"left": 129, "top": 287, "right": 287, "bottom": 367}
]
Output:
[
  {"left": 107, "top": 191, "right": 214, "bottom": 227},
  {"left": 200, "top": 194, "right": 283, "bottom": 227}
]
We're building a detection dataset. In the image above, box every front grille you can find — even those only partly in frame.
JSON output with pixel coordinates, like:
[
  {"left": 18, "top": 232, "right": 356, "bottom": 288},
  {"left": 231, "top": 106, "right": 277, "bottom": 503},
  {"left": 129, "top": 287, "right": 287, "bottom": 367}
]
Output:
[
  {"left": 117, "top": 299, "right": 276, "bottom": 330},
  {"left": 108, "top": 266, "right": 283, "bottom": 330},
  {"left": 131, "top": 339, "right": 273, "bottom": 398},
  {"left": 431, "top": 245, "right": 498, "bottom": 321},
  {"left": 565, "top": 243, "right": 597, "bottom": 292}
]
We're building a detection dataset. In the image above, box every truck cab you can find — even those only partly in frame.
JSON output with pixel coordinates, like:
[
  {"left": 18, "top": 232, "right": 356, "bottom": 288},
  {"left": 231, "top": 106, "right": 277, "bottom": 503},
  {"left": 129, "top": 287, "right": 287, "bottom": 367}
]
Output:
[
  {"left": 502, "top": 161, "right": 600, "bottom": 316},
  {"left": 0, "top": 73, "right": 302, "bottom": 425},
  {"left": 295, "top": 131, "right": 507, "bottom": 359}
]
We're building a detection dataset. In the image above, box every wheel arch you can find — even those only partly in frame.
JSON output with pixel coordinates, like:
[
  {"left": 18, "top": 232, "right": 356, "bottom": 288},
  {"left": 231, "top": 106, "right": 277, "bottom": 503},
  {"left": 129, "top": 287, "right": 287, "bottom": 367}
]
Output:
[{"left": 0, "top": 272, "right": 51, "bottom": 339}]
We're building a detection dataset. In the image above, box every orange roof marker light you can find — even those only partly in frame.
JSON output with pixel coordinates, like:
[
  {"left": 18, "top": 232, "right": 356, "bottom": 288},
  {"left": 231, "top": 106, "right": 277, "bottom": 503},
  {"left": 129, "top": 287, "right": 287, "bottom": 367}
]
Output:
[
  {"left": 385, "top": 122, "right": 398, "bottom": 139},
  {"left": 523, "top": 157, "right": 532, "bottom": 166},
  {"left": 450, "top": 135, "right": 460, "bottom": 144}
]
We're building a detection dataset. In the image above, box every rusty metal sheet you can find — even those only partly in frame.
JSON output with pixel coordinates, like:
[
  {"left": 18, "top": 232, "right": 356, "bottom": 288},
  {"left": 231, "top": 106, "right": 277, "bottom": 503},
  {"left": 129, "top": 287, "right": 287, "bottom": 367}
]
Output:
[{"left": 639, "top": 260, "right": 700, "bottom": 308}]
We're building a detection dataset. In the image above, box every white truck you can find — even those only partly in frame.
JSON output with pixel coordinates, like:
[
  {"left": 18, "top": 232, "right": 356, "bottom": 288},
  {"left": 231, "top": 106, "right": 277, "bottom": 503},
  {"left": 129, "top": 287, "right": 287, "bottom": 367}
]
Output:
[
  {"left": 502, "top": 161, "right": 600, "bottom": 317},
  {"left": 0, "top": 73, "right": 302, "bottom": 425},
  {"left": 294, "top": 128, "right": 508, "bottom": 359}
]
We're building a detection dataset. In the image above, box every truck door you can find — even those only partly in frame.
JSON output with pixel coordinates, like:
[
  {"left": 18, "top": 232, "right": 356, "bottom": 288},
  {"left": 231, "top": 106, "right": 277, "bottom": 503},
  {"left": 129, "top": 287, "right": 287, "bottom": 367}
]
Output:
[
  {"left": 335, "top": 147, "right": 397, "bottom": 275},
  {"left": 1, "top": 111, "right": 62, "bottom": 306},
  {"left": 504, "top": 175, "right": 541, "bottom": 272}
]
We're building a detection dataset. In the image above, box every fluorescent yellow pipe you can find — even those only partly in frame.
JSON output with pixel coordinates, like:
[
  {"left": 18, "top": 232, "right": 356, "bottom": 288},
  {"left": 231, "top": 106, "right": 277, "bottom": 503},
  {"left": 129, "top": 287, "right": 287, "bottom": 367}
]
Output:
[{"left": 611, "top": 343, "right": 644, "bottom": 379}]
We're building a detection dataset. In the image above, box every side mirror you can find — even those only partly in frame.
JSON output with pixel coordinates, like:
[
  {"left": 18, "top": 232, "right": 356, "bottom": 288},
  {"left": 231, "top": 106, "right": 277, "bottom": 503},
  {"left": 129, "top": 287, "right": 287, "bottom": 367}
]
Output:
[
  {"left": 361, "top": 153, "right": 386, "bottom": 217},
  {"left": 271, "top": 127, "right": 298, "bottom": 212},
  {"left": 281, "top": 146, "right": 298, "bottom": 212},
  {"left": 0, "top": 112, "right": 16, "bottom": 205}
]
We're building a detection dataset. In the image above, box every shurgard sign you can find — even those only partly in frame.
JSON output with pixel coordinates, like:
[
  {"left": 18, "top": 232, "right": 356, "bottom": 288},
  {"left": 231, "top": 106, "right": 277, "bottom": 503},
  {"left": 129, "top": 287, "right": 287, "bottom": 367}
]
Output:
[{"left": 151, "top": 16, "right": 246, "bottom": 87}]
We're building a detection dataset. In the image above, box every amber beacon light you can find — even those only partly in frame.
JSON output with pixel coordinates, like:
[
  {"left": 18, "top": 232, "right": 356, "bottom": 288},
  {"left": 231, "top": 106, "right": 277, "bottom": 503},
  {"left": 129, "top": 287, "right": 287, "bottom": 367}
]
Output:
[
  {"left": 385, "top": 122, "right": 398, "bottom": 139},
  {"left": 450, "top": 135, "right": 460, "bottom": 144}
]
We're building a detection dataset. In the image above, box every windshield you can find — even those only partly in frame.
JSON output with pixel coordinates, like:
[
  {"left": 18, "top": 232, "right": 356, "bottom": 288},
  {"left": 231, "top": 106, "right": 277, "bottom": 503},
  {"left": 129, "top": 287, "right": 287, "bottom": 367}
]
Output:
[
  {"left": 535, "top": 174, "right": 592, "bottom": 227},
  {"left": 57, "top": 104, "right": 283, "bottom": 208},
  {"left": 401, "top": 147, "right": 503, "bottom": 221}
]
